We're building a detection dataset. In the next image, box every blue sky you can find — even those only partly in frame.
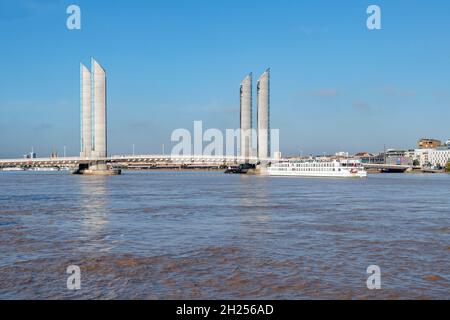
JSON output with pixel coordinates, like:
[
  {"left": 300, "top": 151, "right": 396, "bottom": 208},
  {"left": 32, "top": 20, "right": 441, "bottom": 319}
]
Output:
[{"left": 1, "top": 0, "right": 450, "bottom": 158}]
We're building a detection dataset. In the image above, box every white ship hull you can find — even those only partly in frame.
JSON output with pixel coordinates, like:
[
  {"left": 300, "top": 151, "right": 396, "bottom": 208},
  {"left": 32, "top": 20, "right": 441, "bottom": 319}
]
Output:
[
  {"left": 1, "top": 167, "right": 24, "bottom": 172},
  {"left": 27, "top": 167, "right": 59, "bottom": 172},
  {"left": 266, "top": 160, "right": 368, "bottom": 178},
  {"left": 266, "top": 169, "right": 367, "bottom": 178}
]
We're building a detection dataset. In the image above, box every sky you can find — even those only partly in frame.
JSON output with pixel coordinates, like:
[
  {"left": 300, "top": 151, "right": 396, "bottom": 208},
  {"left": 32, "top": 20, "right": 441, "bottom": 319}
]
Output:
[{"left": 1, "top": 0, "right": 450, "bottom": 158}]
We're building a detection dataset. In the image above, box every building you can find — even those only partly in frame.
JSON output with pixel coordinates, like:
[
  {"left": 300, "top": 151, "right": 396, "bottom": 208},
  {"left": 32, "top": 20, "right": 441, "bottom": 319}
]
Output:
[
  {"left": 428, "top": 147, "right": 450, "bottom": 167},
  {"left": 413, "top": 149, "right": 431, "bottom": 167},
  {"left": 240, "top": 73, "right": 252, "bottom": 163},
  {"left": 354, "top": 152, "right": 384, "bottom": 164},
  {"left": 80, "top": 58, "right": 107, "bottom": 159},
  {"left": 273, "top": 151, "right": 282, "bottom": 160},
  {"left": 354, "top": 152, "right": 373, "bottom": 158},
  {"left": 413, "top": 148, "right": 450, "bottom": 168},
  {"left": 335, "top": 151, "right": 349, "bottom": 158},
  {"left": 23, "top": 152, "right": 37, "bottom": 159},
  {"left": 257, "top": 69, "right": 270, "bottom": 161},
  {"left": 385, "top": 149, "right": 413, "bottom": 166},
  {"left": 418, "top": 138, "right": 441, "bottom": 149}
]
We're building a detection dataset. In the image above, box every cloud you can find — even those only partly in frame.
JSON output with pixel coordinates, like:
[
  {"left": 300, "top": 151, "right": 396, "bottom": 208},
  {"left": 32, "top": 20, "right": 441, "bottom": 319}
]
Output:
[
  {"left": 352, "top": 100, "right": 371, "bottom": 111},
  {"left": 291, "top": 25, "right": 329, "bottom": 36},
  {"left": 197, "top": 98, "right": 237, "bottom": 115},
  {"left": 0, "top": 0, "right": 61, "bottom": 21},
  {"left": 32, "top": 123, "right": 53, "bottom": 132},
  {"left": 311, "top": 88, "right": 340, "bottom": 98},
  {"left": 0, "top": 99, "right": 70, "bottom": 111},
  {"left": 129, "top": 121, "right": 152, "bottom": 129},
  {"left": 222, "top": 107, "right": 238, "bottom": 114},
  {"left": 381, "top": 86, "right": 416, "bottom": 97},
  {"left": 432, "top": 90, "right": 450, "bottom": 101},
  {"left": 297, "top": 88, "right": 340, "bottom": 98}
]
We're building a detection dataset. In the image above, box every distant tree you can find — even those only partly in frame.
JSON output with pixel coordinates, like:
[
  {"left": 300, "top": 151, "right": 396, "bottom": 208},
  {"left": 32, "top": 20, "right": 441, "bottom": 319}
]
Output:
[
  {"left": 413, "top": 159, "right": 420, "bottom": 167},
  {"left": 446, "top": 161, "right": 450, "bottom": 173}
]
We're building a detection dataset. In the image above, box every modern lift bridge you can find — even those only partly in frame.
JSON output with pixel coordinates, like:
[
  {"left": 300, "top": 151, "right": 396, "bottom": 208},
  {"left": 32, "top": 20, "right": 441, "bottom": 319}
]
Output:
[{"left": 0, "top": 155, "right": 261, "bottom": 169}]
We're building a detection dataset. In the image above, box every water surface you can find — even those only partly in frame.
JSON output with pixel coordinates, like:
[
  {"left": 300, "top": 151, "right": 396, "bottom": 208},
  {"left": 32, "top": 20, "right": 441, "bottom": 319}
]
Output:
[{"left": 0, "top": 171, "right": 449, "bottom": 299}]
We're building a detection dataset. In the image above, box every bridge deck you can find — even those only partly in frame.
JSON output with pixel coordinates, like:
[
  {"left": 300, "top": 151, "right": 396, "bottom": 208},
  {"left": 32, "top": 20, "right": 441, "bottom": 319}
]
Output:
[
  {"left": 0, "top": 155, "right": 257, "bottom": 167},
  {"left": 0, "top": 156, "right": 415, "bottom": 171}
]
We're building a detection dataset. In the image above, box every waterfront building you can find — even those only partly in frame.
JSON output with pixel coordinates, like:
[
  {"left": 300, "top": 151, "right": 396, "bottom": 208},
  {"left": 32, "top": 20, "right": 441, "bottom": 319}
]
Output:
[
  {"left": 354, "top": 152, "right": 385, "bottom": 164},
  {"left": 354, "top": 152, "right": 373, "bottom": 158},
  {"left": 418, "top": 138, "right": 441, "bottom": 149},
  {"left": 335, "top": 151, "right": 349, "bottom": 158},
  {"left": 428, "top": 147, "right": 450, "bottom": 167},
  {"left": 257, "top": 69, "right": 270, "bottom": 161},
  {"left": 385, "top": 149, "right": 413, "bottom": 166},
  {"left": 413, "top": 147, "right": 450, "bottom": 168},
  {"left": 413, "top": 149, "right": 431, "bottom": 167}
]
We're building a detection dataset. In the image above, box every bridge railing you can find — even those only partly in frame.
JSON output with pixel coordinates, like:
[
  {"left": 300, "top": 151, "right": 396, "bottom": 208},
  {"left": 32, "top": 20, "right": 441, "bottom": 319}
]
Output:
[
  {"left": 0, "top": 154, "right": 281, "bottom": 164},
  {"left": 0, "top": 157, "right": 84, "bottom": 164}
]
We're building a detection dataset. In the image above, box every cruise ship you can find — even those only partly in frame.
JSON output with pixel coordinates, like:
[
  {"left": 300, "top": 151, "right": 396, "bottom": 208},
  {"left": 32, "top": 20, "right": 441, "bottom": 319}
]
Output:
[
  {"left": 266, "top": 159, "right": 368, "bottom": 178},
  {"left": 1, "top": 167, "right": 24, "bottom": 172}
]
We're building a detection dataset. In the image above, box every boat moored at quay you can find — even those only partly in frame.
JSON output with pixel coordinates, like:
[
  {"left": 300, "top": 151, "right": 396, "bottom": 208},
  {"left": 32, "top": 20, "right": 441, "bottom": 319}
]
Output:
[{"left": 265, "top": 159, "right": 368, "bottom": 178}]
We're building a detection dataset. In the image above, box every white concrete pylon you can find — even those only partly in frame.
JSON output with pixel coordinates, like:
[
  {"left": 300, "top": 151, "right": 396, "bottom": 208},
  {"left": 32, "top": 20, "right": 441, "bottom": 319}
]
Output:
[
  {"left": 240, "top": 73, "right": 252, "bottom": 162},
  {"left": 91, "top": 58, "right": 107, "bottom": 158},
  {"left": 257, "top": 68, "right": 270, "bottom": 160},
  {"left": 80, "top": 63, "right": 92, "bottom": 158}
]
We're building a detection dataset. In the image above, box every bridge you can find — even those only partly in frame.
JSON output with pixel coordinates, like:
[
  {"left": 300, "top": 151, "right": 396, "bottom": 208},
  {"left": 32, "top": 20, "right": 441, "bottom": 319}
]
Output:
[
  {"left": 0, "top": 155, "right": 259, "bottom": 169},
  {"left": 362, "top": 163, "right": 414, "bottom": 172}
]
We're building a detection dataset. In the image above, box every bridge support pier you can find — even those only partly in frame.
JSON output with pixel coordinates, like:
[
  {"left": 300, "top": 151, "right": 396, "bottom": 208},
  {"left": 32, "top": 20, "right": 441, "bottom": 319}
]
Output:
[{"left": 73, "top": 161, "right": 121, "bottom": 175}]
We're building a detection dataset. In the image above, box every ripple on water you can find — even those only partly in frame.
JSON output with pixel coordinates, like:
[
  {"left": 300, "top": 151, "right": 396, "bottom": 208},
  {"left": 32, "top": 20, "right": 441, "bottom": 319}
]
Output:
[{"left": 0, "top": 172, "right": 449, "bottom": 299}]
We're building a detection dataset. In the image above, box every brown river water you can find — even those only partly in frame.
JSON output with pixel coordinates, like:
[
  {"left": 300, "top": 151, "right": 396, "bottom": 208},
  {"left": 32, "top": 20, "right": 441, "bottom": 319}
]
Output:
[{"left": 0, "top": 171, "right": 449, "bottom": 299}]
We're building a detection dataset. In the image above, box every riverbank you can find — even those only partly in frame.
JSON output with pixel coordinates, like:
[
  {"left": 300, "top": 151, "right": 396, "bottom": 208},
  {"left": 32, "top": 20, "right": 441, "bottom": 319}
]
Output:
[{"left": 366, "top": 168, "right": 448, "bottom": 174}]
